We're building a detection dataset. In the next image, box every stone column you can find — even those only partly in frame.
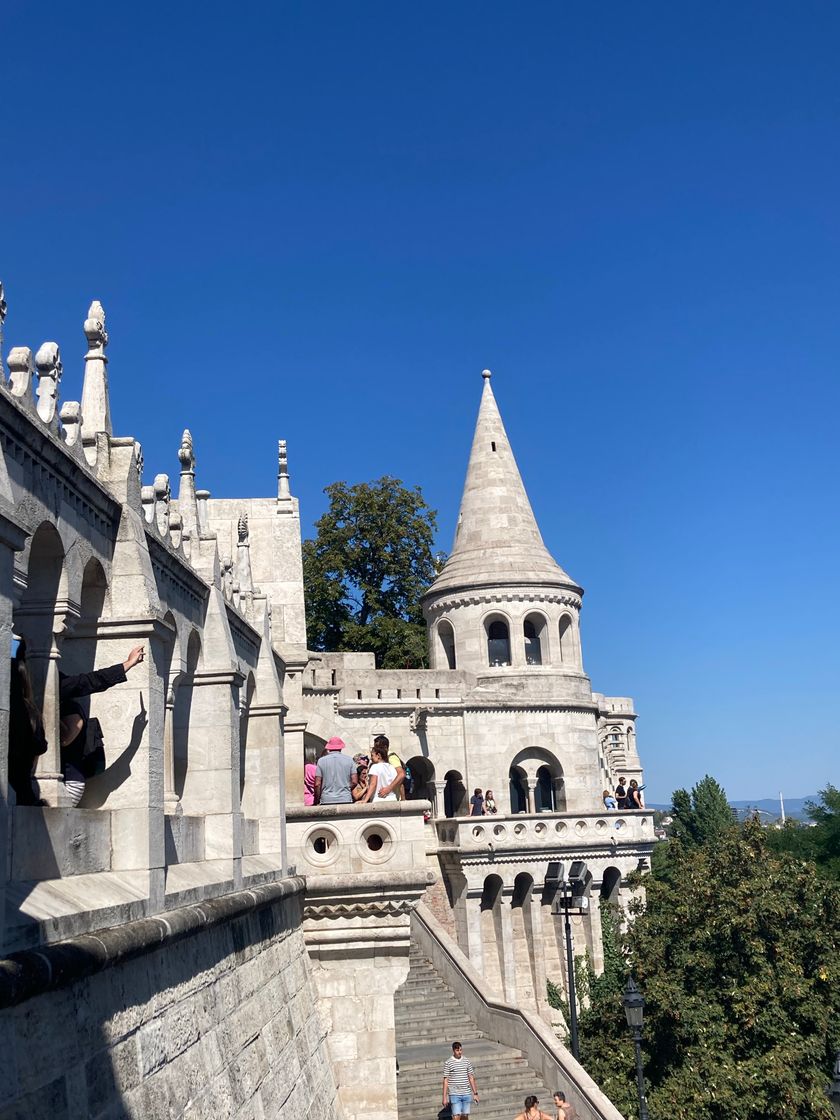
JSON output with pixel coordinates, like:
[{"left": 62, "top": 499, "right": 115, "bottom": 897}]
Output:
[
  {"left": 464, "top": 886, "right": 484, "bottom": 975},
  {"left": 79, "top": 618, "right": 169, "bottom": 911},
  {"left": 434, "top": 780, "right": 447, "bottom": 818},
  {"left": 17, "top": 600, "right": 79, "bottom": 806},
  {"left": 163, "top": 681, "right": 181, "bottom": 814},
  {"left": 0, "top": 509, "right": 29, "bottom": 955},
  {"left": 184, "top": 667, "right": 244, "bottom": 888},
  {"left": 244, "top": 702, "right": 285, "bottom": 859},
  {"left": 499, "top": 885, "right": 517, "bottom": 1004},
  {"left": 524, "top": 778, "right": 534, "bottom": 815}
]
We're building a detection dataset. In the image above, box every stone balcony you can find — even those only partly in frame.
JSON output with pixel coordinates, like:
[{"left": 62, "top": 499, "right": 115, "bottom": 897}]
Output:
[
  {"left": 434, "top": 808, "right": 656, "bottom": 853},
  {"left": 285, "top": 800, "right": 433, "bottom": 878}
]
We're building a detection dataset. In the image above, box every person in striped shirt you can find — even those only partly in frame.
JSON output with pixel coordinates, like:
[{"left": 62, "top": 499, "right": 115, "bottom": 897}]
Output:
[{"left": 442, "top": 1041, "right": 479, "bottom": 1118}]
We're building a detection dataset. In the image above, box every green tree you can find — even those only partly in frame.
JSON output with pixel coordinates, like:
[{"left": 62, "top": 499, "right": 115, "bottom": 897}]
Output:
[
  {"left": 670, "top": 774, "right": 735, "bottom": 848},
  {"left": 578, "top": 820, "right": 840, "bottom": 1119},
  {"left": 767, "top": 784, "right": 840, "bottom": 881},
  {"left": 302, "top": 477, "right": 439, "bottom": 668}
]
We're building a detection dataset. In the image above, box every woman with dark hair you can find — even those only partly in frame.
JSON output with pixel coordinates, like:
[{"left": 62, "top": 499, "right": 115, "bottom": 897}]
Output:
[
  {"left": 8, "top": 640, "right": 48, "bottom": 805},
  {"left": 628, "top": 779, "right": 643, "bottom": 810},
  {"left": 514, "top": 1096, "right": 552, "bottom": 1120}
]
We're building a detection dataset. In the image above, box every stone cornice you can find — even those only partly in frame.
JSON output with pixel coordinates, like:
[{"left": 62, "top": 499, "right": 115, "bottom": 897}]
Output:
[{"left": 424, "top": 588, "right": 582, "bottom": 616}]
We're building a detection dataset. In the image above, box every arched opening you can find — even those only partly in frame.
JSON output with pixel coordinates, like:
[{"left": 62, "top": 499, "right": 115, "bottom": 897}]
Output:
[
  {"left": 558, "top": 614, "right": 575, "bottom": 664},
  {"left": 486, "top": 617, "right": 511, "bottom": 667},
  {"left": 61, "top": 557, "right": 110, "bottom": 678},
  {"left": 15, "top": 523, "right": 67, "bottom": 793},
  {"left": 509, "top": 764, "right": 528, "bottom": 814},
  {"left": 509, "top": 748, "right": 566, "bottom": 813},
  {"left": 534, "top": 765, "right": 555, "bottom": 811},
  {"left": 600, "top": 866, "right": 622, "bottom": 906},
  {"left": 437, "top": 619, "right": 456, "bottom": 670},
  {"left": 161, "top": 612, "right": 179, "bottom": 812},
  {"left": 405, "top": 755, "right": 435, "bottom": 802},
  {"left": 444, "top": 770, "right": 467, "bottom": 818},
  {"left": 523, "top": 614, "right": 546, "bottom": 666},
  {"left": 173, "top": 630, "right": 201, "bottom": 800}
]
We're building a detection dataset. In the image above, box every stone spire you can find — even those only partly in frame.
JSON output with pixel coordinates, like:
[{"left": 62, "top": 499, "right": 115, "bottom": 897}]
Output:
[
  {"left": 277, "top": 438, "right": 294, "bottom": 514},
  {"left": 0, "top": 281, "right": 7, "bottom": 371},
  {"left": 80, "top": 300, "right": 111, "bottom": 442},
  {"left": 177, "top": 429, "right": 198, "bottom": 536},
  {"left": 425, "top": 370, "right": 578, "bottom": 597}
]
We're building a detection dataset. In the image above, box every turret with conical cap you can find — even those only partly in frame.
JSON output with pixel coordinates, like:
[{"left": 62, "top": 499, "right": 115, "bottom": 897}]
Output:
[{"left": 422, "top": 370, "right": 584, "bottom": 675}]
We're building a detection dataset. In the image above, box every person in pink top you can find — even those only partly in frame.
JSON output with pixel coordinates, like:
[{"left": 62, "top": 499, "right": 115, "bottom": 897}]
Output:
[{"left": 304, "top": 763, "right": 318, "bottom": 806}]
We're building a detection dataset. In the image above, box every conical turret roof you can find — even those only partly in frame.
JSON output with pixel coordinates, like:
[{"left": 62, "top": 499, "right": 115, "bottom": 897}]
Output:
[{"left": 425, "top": 371, "right": 579, "bottom": 598}]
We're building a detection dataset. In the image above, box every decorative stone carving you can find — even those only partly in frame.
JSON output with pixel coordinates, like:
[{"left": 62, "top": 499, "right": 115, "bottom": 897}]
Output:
[
  {"left": 81, "top": 300, "right": 112, "bottom": 448},
  {"left": 7, "top": 346, "right": 34, "bottom": 402},
  {"left": 177, "top": 429, "right": 198, "bottom": 535},
  {"left": 277, "top": 438, "right": 293, "bottom": 508},
  {"left": 59, "top": 401, "right": 82, "bottom": 447},
  {"left": 153, "top": 473, "right": 171, "bottom": 537},
  {"left": 140, "top": 484, "right": 155, "bottom": 524},
  {"left": 196, "top": 489, "right": 210, "bottom": 535},
  {"left": 34, "top": 341, "right": 62, "bottom": 425}
]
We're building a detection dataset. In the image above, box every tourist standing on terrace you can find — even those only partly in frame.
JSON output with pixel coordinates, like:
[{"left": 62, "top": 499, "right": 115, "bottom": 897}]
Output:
[{"left": 314, "top": 737, "right": 357, "bottom": 805}]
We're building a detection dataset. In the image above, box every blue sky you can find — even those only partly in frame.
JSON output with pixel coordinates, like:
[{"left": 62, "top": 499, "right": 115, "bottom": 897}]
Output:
[{"left": 4, "top": 1, "right": 839, "bottom": 802}]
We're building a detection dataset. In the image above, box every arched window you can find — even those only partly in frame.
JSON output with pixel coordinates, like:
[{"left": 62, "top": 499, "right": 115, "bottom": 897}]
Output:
[
  {"left": 487, "top": 619, "right": 511, "bottom": 667},
  {"left": 437, "top": 620, "right": 456, "bottom": 670},
  {"left": 509, "top": 765, "right": 528, "bottom": 813},
  {"left": 534, "top": 765, "right": 554, "bottom": 811},
  {"left": 558, "top": 614, "right": 575, "bottom": 664},
  {"left": 523, "top": 615, "right": 545, "bottom": 666}
]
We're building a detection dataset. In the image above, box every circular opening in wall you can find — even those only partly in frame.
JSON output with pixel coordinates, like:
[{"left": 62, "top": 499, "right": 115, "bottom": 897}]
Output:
[
  {"left": 305, "top": 827, "right": 341, "bottom": 867},
  {"left": 534, "top": 822, "right": 547, "bottom": 837},
  {"left": 493, "top": 824, "right": 506, "bottom": 838},
  {"left": 472, "top": 826, "right": 485, "bottom": 840},
  {"left": 514, "top": 823, "right": 525, "bottom": 836},
  {"left": 357, "top": 822, "right": 396, "bottom": 864},
  {"left": 555, "top": 821, "right": 567, "bottom": 834}
]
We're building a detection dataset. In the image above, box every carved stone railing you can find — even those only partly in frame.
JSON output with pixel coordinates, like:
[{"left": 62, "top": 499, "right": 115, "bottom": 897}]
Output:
[
  {"left": 285, "top": 799, "right": 432, "bottom": 878},
  {"left": 435, "top": 808, "right": 656, "bottom": 851}
]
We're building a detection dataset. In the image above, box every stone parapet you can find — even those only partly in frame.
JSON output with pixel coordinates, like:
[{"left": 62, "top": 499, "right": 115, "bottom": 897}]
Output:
[{"left": 435, "top": 808, "right": 656, "bottom": 856}]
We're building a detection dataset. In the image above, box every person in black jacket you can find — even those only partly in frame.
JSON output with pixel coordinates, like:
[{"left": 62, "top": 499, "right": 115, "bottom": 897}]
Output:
[
  {"left": 60, "top": 644, "right": 145, "bottom": 805},
  {"left": 8, "top": 641, "right": 48, "bottom": 805}
]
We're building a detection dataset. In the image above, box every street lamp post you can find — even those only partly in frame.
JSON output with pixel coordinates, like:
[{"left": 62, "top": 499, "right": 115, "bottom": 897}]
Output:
[
  {"left": 562, "top": 878, "right": 579, "bottom": 1061},
  {"left": 547, "top": 861, "right": 590, "bottom": 1062},
  {"left": 828, "top": 1049, "right": 840, "bottom": 1119},
  {"left": 623, "top": 976, "right": 650, "bottom": 1120}
]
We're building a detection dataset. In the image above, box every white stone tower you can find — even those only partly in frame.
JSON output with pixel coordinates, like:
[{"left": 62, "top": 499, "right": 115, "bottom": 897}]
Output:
[{"left": 422, "top": 369, "right": 586, "bottom": 688}]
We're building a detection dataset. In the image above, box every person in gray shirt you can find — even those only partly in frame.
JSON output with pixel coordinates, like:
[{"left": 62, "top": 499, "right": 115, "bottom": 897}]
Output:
[{"left": 314, "top": 737, "right": 357, "bottom": 804}]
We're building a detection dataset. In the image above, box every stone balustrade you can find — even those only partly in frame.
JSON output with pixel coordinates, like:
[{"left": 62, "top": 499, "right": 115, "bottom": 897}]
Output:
[
  {"left": 435, "top": 808, "right": 655, "bottom": 851},
  {"left": 285, "top": 799, "right": 432, "bottom": 878}
]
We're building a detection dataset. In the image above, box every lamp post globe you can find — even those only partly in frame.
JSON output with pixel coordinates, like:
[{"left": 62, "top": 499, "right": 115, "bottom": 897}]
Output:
[{"left": 623, "top": 976, "right": 645, "bottom": 1034}]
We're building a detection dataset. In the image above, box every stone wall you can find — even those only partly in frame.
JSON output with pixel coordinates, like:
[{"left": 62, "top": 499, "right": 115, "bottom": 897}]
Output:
[{"left": 0, "top": 879, "right": 339, "bottom": 1120}]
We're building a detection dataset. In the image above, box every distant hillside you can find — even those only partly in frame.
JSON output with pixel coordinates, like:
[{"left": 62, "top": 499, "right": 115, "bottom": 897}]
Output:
[{"left": 648, "top": 796, "right": 818, "bottom": 821}]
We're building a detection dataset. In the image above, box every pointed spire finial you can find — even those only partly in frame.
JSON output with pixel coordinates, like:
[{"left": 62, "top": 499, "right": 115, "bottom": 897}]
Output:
[
  {"left": 80, "top": 297, "right": 112, "bottom": 452},
  {"left": 482, "top": 369, "right": 492, "bottom": 380},
  {"left": 237, "top": 510, "right": 249, "bottom": 543},
  {"left": 178, "top": 429, "right": 195, "bottom": 473},
  {"left": 277, "top": 438, "right": 292, "bottom": 504},
  {"left": 0, "top": 282, "right": 7, "bottom": 370},
  {"left": 177, "top": 428, "right": 198, "bottom": 536}
]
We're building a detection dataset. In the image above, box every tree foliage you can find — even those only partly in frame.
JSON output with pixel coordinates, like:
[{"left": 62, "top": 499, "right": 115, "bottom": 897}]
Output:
[
  {"left": 670, "top": 774, "right": 735, "bottom": 848},
  {"left": 578, "top": 820, "right": 840, "bottom": 1119},
  {"left": 766, "top": 784, "right": 840, "bottom": 882},
  {"left": 302, "top": 477, "right": 439, "bottom": 668}
]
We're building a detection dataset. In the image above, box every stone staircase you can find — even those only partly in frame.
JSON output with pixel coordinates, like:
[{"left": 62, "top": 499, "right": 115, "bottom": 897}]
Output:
[{"left": 395, "top": 946, "right": 554, "bottom": 1120}]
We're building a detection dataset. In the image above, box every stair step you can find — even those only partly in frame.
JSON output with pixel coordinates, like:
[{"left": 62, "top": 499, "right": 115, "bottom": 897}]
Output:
[{"left": 396, "top": 951, "right": 560, "bottom": 1120}]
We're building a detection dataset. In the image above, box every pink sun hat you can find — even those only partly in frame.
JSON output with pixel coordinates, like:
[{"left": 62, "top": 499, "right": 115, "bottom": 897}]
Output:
[{"left": 324, "top": 737, "right": 346, "bottom": 751}]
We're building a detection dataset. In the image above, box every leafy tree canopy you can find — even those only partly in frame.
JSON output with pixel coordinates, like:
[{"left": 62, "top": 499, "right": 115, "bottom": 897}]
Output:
[
  {"left": 579, "top": 820, "right": 840, "bottom": 1120},
  {"left": 766, "top": 784, "right": 840, "bottom": 882},
  {"left": 302, "top": 477, "right": 439, "bottom": 668}
]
